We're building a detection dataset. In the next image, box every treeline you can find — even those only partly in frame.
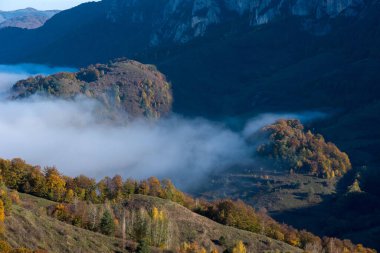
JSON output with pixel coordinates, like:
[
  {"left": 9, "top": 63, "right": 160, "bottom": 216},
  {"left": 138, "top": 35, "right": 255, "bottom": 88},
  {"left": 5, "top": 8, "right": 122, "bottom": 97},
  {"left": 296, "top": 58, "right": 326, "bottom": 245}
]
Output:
[
  {"left": 0, "top": 158, "right": 376, "bottom": 253},
  {"left": 257, "top": 119, "right": 352, "bottom": 178},
  {"left": 0, "top": 158, "right": 188, "bottom": 205}
]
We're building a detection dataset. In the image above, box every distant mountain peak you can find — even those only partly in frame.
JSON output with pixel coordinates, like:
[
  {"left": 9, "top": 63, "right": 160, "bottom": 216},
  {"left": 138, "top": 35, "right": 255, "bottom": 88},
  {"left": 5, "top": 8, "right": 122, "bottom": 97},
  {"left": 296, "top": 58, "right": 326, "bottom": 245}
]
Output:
[
  {"left": 0, "top": 8, "right": 59, "bottom": 29},
  {"left": 22, "top": 7, "right": 38, "bottom": 11}
]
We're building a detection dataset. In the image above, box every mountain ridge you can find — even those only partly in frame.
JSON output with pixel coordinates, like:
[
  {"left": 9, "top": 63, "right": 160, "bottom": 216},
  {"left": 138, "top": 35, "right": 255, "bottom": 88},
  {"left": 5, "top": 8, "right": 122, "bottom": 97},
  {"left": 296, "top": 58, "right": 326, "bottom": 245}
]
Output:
[
  {"left": 0, "top": 0, "right": 371, "bottom": 66},
  {"left": 0, "top": 8, "right": 59, "bottom": 29}
]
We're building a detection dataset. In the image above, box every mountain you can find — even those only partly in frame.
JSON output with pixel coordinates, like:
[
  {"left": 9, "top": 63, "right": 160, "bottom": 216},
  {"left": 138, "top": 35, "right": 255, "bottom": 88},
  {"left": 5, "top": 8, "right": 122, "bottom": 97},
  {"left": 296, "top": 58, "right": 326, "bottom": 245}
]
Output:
[
  {"left": 0, "top": 8, "right": 59, "bottom": 29},
  {"left": 0, "top": 0, "right": 368, "bottom": 65},
  {"left": 10, "top": 59, "right": 173, "bottom": 119}
]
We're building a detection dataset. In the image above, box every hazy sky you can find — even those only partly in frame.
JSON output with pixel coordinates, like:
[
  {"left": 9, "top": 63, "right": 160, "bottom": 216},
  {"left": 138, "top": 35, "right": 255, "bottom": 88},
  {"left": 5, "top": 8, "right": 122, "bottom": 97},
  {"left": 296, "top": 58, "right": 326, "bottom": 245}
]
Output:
[{"left": 0, "top": 0, "right": 99, "bottom": 11}]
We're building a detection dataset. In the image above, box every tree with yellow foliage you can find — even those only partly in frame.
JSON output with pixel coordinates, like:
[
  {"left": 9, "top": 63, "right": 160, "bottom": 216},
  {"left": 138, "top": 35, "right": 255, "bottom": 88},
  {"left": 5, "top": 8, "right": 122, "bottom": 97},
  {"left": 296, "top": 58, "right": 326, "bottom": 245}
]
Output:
[
  {"left": 150, "top": 206, "right": 168, "bottom": 248},
  {"left": 232, "top": 241, "right": 247, "bottom": 253},
  {"left": 0, "top": 200, "right": 4, "bottom": 223},
  {"left": 64, "top": 189, "right": 75, "bottom": 203},
  {"left": 179, "top": 242, "right": 207, "bottom": 253},
  {"left": 0, "top": 200, "right": 5, "bottom": 235},
  {"left": 45, "top": 167, "right": 66, "bottom": 201}
]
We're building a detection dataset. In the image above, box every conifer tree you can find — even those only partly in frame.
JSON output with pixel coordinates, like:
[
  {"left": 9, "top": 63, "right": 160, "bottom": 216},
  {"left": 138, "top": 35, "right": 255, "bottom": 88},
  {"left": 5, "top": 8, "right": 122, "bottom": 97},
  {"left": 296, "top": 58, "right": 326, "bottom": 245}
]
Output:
[{"left": 100, "top": 210, "right": 115, "bottom": 235}]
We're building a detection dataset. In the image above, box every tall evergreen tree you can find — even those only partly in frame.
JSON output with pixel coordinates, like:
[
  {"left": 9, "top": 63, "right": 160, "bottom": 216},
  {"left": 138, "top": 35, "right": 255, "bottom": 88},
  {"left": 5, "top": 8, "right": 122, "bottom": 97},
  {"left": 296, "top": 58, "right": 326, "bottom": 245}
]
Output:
[{"left": 100, "top": 210, "right": 115, "bottom": 236}]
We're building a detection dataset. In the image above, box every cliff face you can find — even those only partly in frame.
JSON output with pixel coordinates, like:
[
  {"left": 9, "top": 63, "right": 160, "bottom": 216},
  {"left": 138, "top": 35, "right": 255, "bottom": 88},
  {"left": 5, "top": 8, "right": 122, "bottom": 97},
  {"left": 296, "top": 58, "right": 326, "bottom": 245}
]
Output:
[
  {"left": 0, "top": 0, "right": 370, "bottom": 66},
  {"left": 102, "top": 0, "right": 364, "bottom": 45}
]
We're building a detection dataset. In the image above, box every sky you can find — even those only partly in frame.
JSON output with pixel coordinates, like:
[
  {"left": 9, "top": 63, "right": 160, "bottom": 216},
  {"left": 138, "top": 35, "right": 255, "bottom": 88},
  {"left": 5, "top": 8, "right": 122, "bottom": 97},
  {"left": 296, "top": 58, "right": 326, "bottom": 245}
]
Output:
[{"left": 0, "top": 0, "right": 99, "bottom": 11}]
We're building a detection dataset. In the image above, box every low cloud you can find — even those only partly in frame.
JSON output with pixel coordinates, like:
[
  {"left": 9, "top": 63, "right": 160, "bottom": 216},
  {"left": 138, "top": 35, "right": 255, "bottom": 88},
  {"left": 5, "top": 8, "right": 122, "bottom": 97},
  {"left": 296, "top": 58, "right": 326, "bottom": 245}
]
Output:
[
  {"left": 243, "top": 112, "right": 327, "bottom": 138},
  {"left": 0, "top": 64, "right": 75, "bottom": 94},
  {"left": 0, "top": 65, "right": 326, "bottom": 189},
  {"left": 0, "top": 96, "right": 250, "bottom": 188}
]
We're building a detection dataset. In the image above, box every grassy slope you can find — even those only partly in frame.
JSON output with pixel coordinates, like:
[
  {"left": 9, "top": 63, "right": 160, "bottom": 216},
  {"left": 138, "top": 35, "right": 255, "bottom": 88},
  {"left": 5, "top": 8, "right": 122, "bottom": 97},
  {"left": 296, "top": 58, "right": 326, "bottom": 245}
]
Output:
[
  {"left": 127, "top": 195, "right": 302, "bottom": 253},
  {"left": 4, "top": 193, "right": 125, "bottom": 253},
  {"left": 3, "top": 192, "right": 302, "bottom": 253},
  {"left": 197, "top": 169, "right": 337, "bottom": 213}
]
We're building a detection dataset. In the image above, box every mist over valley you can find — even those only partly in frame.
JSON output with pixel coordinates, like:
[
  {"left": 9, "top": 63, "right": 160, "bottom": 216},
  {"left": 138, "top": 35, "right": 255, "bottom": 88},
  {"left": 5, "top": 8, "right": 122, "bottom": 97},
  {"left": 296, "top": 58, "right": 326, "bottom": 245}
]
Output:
[{"left": 0, "top": 0, "right": 379, "bottom": 252}]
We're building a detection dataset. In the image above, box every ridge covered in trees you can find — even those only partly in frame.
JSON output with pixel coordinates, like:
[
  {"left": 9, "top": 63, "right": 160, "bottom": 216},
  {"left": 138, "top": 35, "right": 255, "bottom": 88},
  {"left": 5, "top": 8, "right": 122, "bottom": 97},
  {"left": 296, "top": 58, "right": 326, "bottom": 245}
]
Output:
[
  {"left": 10, "top": 59, "right": 173, "bottom": 119},
  {"left": 0, "top": 157, "right": 375, "bottom": 253},
  {"left": 257, "top": 119, "right": 352, "bottom": 178}
]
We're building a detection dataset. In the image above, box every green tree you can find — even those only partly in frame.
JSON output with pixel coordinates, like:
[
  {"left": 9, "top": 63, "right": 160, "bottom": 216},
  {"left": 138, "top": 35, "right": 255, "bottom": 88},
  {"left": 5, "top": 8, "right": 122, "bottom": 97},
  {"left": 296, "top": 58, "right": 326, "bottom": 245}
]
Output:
[
  {"left": 136, "top": 239, "right": 149, "bottom": 253},
  {"left": 100, "top": 210, "right": 115, "bottom": 236}
]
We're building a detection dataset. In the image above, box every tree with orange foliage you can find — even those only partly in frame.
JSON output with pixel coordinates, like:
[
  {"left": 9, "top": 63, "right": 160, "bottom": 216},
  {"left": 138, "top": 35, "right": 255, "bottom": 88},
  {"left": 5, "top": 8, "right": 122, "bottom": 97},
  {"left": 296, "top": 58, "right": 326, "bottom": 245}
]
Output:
[
  {"left": 138, "top": 180, "right": 150, "bottom": 195},
  {"left": 147, "top": 177, "right": 162, "bottom": 197}
]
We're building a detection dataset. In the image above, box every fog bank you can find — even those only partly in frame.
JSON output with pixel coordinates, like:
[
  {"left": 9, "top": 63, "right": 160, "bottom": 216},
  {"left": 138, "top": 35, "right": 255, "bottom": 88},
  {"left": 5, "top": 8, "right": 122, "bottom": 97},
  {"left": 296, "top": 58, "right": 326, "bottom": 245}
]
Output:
[
  {"left": 0, "top": 64, "right": 75, "bottom": 93},
  {"left": 0, "top": 96, "right": 251, "bottom": 187},
  {"left": 0, "top": 65, "right": 325, "bottom": 189}
]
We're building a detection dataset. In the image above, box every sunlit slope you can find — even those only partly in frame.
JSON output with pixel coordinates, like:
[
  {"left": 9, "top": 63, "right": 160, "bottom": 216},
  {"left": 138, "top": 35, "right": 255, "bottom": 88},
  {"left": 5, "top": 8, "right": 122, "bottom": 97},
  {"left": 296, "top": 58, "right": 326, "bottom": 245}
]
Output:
[{"left": 4, "top": 193, "right": 302, "bottom": 253}]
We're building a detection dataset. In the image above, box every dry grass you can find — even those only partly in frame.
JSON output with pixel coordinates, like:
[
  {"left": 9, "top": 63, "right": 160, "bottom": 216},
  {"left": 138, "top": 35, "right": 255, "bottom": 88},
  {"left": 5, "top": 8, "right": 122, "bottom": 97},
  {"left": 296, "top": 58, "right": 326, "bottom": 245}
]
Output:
[
  {"left": 3, "top": 192, "right": 302, "bottom": 253},
  {"left": 126, "top": 195, "right": 302, "bottom": 253},
  {"left": 4, "top": 194, "right": 125, "bottom": 253}
]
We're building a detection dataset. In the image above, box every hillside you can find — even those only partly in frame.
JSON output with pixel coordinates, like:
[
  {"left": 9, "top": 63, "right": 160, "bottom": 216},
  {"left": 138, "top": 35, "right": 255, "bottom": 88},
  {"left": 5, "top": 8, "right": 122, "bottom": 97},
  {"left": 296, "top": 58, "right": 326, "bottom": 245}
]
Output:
[
  {"left": 194, "top": 119, "right": 380, "bottom": 250},
  {"left": 0, "top": 0, "right": 364, "bottom": 65},
  {"left": 3, "top": 192, "right": 301, "bottom": 253},
  {"left": 10, "top": 59, "right": 173, "bottom": 119},
  {"left": 101, "top": 194, "right": 302, "bottom": 253},
  {"left": 0, "top": 8, "right": 59, "bottom": 29},
  {"left": 5, "top": 193, "right": 124, "bottom": 253},
  {"left": 0, "top": 157, "right": 375, "bottom": 253}
]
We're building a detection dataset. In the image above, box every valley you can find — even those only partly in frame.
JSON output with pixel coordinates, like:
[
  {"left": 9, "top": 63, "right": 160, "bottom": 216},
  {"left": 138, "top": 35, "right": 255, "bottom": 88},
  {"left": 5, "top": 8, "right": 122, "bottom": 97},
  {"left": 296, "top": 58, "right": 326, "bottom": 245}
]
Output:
[{"left": 0, "top": 0, "right": 379, "bottom": 252}]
